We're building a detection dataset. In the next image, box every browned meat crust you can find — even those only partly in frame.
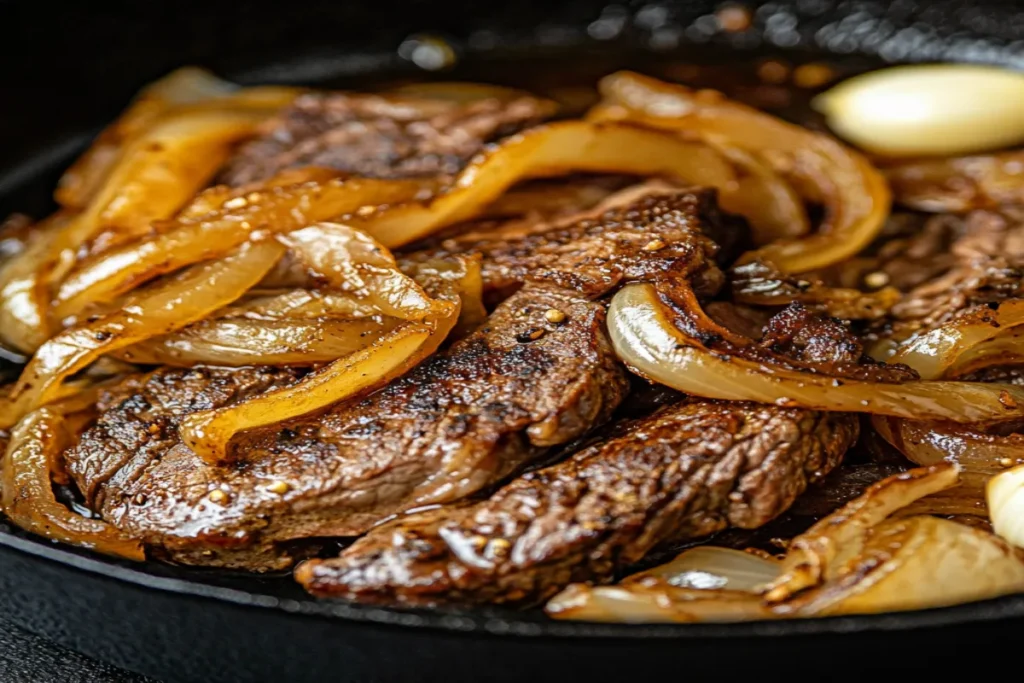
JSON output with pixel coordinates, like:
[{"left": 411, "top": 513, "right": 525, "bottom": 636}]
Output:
[
  {"left": 867, "top": 210, "right": 1024, "bottom": 343},
  {"left": 406, "top": 186, "right": 745, "bottom": 302},
  {"left": 216, "top": 92, "right": 554, "bottom": 186},
  {"left": 295, "top": 400, "right": 857, "bottom": 605},
  {"left": 64, "top": 285, "right": 628, "bottom": 570}
]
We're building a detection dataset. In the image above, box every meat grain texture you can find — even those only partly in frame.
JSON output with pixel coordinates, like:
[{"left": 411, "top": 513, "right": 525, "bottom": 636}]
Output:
[
  {"left": 297, "top": 400, "right": 857, "bottom": 605},
  {"left": 65, "top": 286, "right": 627, "bottom": 570},
  {"left": 216, "top": 92, "right": 555, "bottom": 186}
]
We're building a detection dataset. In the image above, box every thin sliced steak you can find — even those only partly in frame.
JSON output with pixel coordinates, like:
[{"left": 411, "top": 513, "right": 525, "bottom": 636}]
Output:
[
  {"left": 64, "top": 284, "right": 628, "bottom": 570},
  {"left": 295, "top": 400, "right": 857, "bottom": 605},
  {"left": 407, "top": 186, "right": 747, "bottom": 303},
  {"left": 216, "top": 92, "right": 555, "bottom": 187}
]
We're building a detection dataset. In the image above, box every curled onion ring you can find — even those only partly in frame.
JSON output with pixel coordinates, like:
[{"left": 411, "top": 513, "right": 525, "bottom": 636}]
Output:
[
  {"left": 589, "top": 71, "right": 890, "bottom": 273},
  {"left": 2, "top": 408, "right": 144, "bottom": 560},
  {"left": 3, "top": 240, "right": 285, "bottom": 428},
  {"left": 607, "top": 283, "right": 1024, "bottom": 423}
]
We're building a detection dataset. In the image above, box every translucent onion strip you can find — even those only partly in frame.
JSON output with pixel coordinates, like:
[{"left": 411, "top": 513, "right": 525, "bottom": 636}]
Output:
[
  {"left": 3, "top": 240, "right": 285, "bottom": 428},
  {"left": 627, "top": 546, "right": 781, "bottom": 592},
  {"left": 117, "top": 317, "right": 404, "bottom": 367},
  {"left": 703, "top": 141, "right": 810, "bottom": 244},
  {"left": 947, "top": 326, "right": 1024, "bottom": 378},
  {"left": 52, "top": 177, "right": 431, "bottom": 323},
  {"left": 885, "top": 299, "right": 1024, "bottom": 377},
  {"left": 55, "top": 67, "right": 249, "bottom": 210},
  {"left": 179, "top": 315, "right": 455, "bottom": 464},
  {"left": 874, "top": 417, "right": 1019, "bottom": 517},
  {"left": 607, "top": 283, "right": 1024, "bottom": 423},
  {"left": 0, "top": 213, "right": 70, "bottom": 353},
  {"left": 280, "top": 223, "right": 439, "bottom": 321},
  {"left": 550, "top": 465, "right": 1024, "bottom": 623},
  {"left": 351, "top": 120, "right": 742, "bottom": 247},
  {"left": 1, "top": 408, "right": 144, "bottom": 560},
  {"left": 589, "top": 71, "right": 890, "bottom": 273}
]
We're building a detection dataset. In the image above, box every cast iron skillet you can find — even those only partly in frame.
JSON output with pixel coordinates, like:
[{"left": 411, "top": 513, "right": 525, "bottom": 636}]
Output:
[{"left": 4, "top": 1, "right": 1024, "bottom": 681}]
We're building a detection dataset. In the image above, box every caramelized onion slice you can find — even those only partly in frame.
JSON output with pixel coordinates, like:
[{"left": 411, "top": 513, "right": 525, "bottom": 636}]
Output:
[
  {"left": 988, "top": 465, "right": 1024, "bottom": 548},
  {"left": 703, "top": 142, "right": 810, "bottom": 244},
  {"left": 45, "top": 87, "right": 300, "bottom": 290},
  {"left": 626, "top": 546, "right": 780, "bottom": 592},
  {"left": 551, "top": 465, "right": 1024, "bottom": 622},
  {"left": 885, "top": 299, "right": 1024, "bottom": 377},
  {"left": 352, "top": 120, "right": 740, "bottom": 248},
  {"left": 875, "top": 417, "right": 1019, "bottom": 518},
  {"left": 0, "top": 212, "right": 71, "bottom": 353},
  {"left": 55, "top": 67, "right": 246, "bottom": 210},
  {"left": 607, "top": 283, "right": 1024, "bottom": 423},
  {"left": 765, "top": 464, "right": 960, "bottom": 600},
  {"left": 4, "top": 240, "right": 285, "bottom": 427},
  {"left": 280, "top": 223, "right": 439, "bottom": 321},
  {"left": 947, "top": 326, "right": 1024, "bottom": 378},
  {"left": 118, "top": 317, "right": 404, "bottom": 367},
  {"left": 1, "top": 408, "right": 144, "bottom": 560},
  {"left": 590, "top": 71, "right": 890, "bottom": 273},
  {"left": 180, "top": 315, "right": 455, "bottom": 464},
  {"left": 53, "top": 177, "right": 431, "bottom": 323},
  {"left": 546, "top": 583, "right": 771, "bottom": 624}
]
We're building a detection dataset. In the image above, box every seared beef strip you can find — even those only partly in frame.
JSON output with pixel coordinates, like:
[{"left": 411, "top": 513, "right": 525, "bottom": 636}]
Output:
[
  {"left": 296, "top": 400, "right": 856, "bottom": 605},
  {"left": 866, "top": 210, "right": 1024, "bottom": 343},
  {"left": 407, "top": 185, "right": 746, "bottom": 303},
  {"left": 64, "top": 188, "right": 737, "bottom": 569},
  {"left": 216, "top": 92, "right": 555, "bottom": 187},
  {"left": 65, "top": 285, "right": 628, "bottom": 570}
]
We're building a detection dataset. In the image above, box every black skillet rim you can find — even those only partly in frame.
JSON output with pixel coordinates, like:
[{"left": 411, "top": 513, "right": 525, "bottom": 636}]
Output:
[
  {"left": 6, "top": 524, "right": 1024, "bottom": 640},
  {"left": 6, "top": 0, "right": 1024, "bottom": 648}
]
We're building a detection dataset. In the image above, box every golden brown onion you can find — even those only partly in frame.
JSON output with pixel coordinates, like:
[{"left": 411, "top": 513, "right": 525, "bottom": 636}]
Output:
[
  {"left": 351, "top": 120, "right": 741, "bottom": 248},
  {"left": 766, "top": 464, "right": 961, "bottom": 600},
  {"left": 0, "top": 212, "right": 71, "bottom": 353},
  {"left": 884, "top": 300, "right": 1024, "bottom": 378},
  {"left": 874, "top": 417, "right": 1018, "bottom": 518},
  {"left": 589, "top": 71, "right": 890, "bottom": 273},
  {"left": 703, "top": 141, "right": 810, "bottom": 244},
  {"left": 117, "top": 317, "right": 404, "bottom": 367},
  {"left": 280, "top": 223, "right": 439, "bottom": 321},
  {"left": 55, "top": 67, "right": 251, "bottom": 210},
  {"left": 607, "top": 283, "right": 1024, "bottom": 423},
  {"left": 1, "top": 408, "right": 144, "bottom": 560},
  {"left": 175, "top": 229, "right": 462, "bottom": 463},
  {"left": 52, "top": 177, "right": 432, "bottom": 323},
  {"left": 549, "top": 465, "right": 1024, "bottom": 622},
  {"left": 44, "top": 82, "right": 300, "bottom": 290},
  {"left": 179, "top": 318, "right": 451, "bottom": 464},
  {"left": 3, "top": 240, "right": 285, "bottom": 427}
]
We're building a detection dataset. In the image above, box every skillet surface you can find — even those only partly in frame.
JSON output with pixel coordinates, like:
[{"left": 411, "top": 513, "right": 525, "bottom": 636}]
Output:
[{"left": 4, "top": 1, "right": 1024, "bottom": 680}]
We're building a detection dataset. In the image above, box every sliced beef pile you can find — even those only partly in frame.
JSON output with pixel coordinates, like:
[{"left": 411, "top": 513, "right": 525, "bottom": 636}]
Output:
[
  {"left": 216, "top": 92, "right": 555, "bottom": 187},
  {"left": 867, "top": 210, "right": 1024, "bottom": 343},
  {"left": 65, "top": 285, "right": 627, "bottom": 570},
  {"left": 409, "top": 183, "right": 748, "bottom": 303},
  {"left": 296, "top": 399, "right": 857, "bottom": 605}
]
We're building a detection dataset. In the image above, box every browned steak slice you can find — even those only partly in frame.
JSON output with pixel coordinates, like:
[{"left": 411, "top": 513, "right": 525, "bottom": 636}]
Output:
[
  {"left": 64, "top": 284, "right": 628, "bottom": 570},
  {"left": 216, "top": 92, "right": 554, "bottom": 187},
  {"left": 294, "top": 400, "right": 857, "bottom": 605},
  {"left": 407, "top": 186, "right": 746, "bottom": 302}
]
